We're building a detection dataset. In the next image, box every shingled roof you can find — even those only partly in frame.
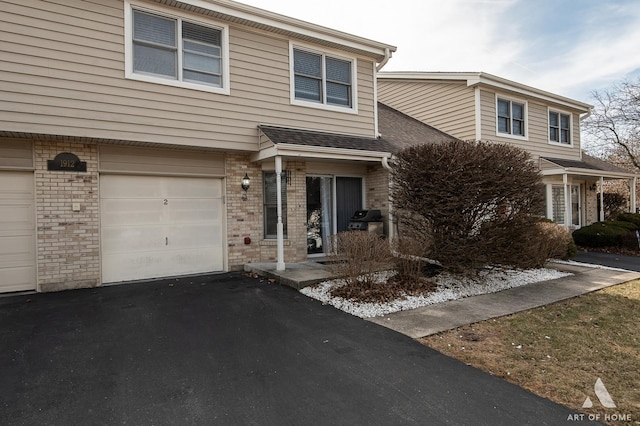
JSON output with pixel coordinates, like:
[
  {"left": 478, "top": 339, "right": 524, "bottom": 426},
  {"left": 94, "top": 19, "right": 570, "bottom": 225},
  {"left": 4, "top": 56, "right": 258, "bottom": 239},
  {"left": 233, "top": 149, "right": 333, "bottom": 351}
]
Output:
[
  {"left": 377, "top": 102, "right": 458, "bottom": 151},
  {"left": 258, "top": 103, "right": 457, "bottom": 157},
  {"left": 258, "top": 125, "right": 394, "bottom": 153},
  {"left": 543, "top": 154, "right": 635, "bottom": 175}
]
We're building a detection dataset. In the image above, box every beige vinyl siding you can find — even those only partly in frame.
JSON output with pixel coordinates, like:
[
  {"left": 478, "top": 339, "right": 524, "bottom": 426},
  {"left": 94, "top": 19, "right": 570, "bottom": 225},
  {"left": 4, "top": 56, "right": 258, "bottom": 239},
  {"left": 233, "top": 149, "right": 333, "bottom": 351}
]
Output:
[
  {"left": 99, "top": 145, "right": 225, "bottom": 177},
  {"left": 479, "top": 89, "right": 581, "bottom": 160},
  {"left": 0, "top": 0, "right": 377, "bottom": 152},
  {"left": 378, "top": 80, "right": 476, "bottom": 140}
]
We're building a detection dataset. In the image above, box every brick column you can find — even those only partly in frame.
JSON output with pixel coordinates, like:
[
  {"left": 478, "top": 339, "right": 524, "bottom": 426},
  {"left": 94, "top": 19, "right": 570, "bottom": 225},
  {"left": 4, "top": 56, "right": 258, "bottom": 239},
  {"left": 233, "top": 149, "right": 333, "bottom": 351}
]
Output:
[{"left": 35, "top": 141, "right": 100, "bottom": 291}]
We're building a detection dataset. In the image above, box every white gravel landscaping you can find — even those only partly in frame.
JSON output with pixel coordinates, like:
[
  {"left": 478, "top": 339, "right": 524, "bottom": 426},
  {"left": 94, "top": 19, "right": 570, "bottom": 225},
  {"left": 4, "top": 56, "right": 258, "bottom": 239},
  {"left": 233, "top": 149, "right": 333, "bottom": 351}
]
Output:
[{"left": 300, "top": 267, "right": 572, "bottom": 319}]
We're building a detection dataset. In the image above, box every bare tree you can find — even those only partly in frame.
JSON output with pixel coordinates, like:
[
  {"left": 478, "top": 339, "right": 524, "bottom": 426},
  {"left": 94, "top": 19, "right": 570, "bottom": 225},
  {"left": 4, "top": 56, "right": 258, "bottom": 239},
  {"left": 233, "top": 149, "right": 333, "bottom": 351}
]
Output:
[{"left": 582, "top": 78, "right": 640, "bottom": 171}]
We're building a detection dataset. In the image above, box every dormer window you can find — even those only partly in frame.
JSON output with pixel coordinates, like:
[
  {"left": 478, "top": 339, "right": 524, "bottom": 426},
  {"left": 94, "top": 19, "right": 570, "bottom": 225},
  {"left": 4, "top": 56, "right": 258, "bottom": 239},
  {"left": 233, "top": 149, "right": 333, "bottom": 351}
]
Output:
[{"left": 291, "top": 46, "right": 357, "bottom": 112}]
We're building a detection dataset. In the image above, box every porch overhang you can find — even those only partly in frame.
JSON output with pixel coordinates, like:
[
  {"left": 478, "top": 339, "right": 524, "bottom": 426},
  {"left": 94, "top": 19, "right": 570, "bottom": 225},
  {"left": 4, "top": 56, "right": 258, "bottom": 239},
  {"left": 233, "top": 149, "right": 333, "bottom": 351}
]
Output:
[
  {"left": 254, "top": 125, "right": 393, "bottom": 163},
  {"left": 540, "top": 157, "right": 638, "bottom": 180}
]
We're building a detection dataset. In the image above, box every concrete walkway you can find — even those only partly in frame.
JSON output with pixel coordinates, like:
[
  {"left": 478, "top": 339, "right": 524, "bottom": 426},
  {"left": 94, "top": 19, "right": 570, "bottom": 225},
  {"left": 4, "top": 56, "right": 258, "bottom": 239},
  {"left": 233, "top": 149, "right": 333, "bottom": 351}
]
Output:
[{"left": 367, "top": 262, "right": 640, "bottom": 338}]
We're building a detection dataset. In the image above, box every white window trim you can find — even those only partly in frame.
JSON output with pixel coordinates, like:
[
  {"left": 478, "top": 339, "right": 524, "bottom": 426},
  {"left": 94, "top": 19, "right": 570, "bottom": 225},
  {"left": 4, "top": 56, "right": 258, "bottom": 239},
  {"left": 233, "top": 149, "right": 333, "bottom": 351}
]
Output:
[
  {"left": 495, "top": 94, "right": 528, "bottom": 141},
  {"left": 289, "top": 42, "right": 358, "bottom": 114},
  {"left": 547, "top": 107, "right": 574, "bottom": 147},
  {"left": 124, "top": 0, "right": 230, "bottom": 95}
]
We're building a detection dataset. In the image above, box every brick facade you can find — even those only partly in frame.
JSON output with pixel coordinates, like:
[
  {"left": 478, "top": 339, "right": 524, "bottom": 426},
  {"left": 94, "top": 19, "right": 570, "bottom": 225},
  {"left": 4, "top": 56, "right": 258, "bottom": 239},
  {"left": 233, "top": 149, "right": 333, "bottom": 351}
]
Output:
[
  {"left": 35, "top": 141, "right": 100, "bottom": 292},
  {"left": 226, "top": 153, "right": 263, "bottom": 269},
  {"left": 366, "top": 164, "right": 390, "bottom": 235},
  {"left": 226, "top": 156, "right": 308, "bottom": 269}
]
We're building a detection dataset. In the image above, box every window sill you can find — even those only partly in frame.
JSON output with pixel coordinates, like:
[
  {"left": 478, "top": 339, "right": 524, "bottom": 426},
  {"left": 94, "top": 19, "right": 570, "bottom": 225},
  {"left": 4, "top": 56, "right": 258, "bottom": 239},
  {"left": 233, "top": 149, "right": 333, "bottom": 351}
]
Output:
[
  {"left": 496, "top": 132, "right": 528, "bottom": 142},
  {"left": 291, "top": 99, "right": 358, "bottom": 115},
  {"left": 125, "top": 72, "right": 230, "bottom": 96},
  {"left": 548, "top": 141, "right": 574, "bottom": 148}
]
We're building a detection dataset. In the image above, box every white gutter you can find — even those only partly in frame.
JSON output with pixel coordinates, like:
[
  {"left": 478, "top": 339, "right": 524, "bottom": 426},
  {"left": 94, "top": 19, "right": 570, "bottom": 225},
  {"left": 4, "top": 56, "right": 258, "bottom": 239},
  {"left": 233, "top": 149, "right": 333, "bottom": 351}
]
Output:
[
  {"left": 173, "top": 0, "right": 396, "bottom": 59},
  {"left": 375, "top": 48, "right": 392, "bottom": 72},
  {"left": 250, "top": 143, "right": 392, "bottom": 163}
]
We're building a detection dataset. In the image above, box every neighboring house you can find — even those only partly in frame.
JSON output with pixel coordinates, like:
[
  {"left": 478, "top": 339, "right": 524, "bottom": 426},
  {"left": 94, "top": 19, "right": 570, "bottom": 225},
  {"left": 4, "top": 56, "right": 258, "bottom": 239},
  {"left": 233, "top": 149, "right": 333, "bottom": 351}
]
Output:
[
  {"left": 377, "top": 72, "right": 638, "bottom": 228},
  {"left": 0, "top": 0, "right": 398, "bottom": 293}
]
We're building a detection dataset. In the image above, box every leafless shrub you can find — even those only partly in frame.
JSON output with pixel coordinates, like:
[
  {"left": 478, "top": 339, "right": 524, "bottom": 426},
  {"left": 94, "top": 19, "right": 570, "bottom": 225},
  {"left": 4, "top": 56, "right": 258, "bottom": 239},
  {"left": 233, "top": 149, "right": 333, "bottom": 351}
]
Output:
[
  {"left": 391, "top": 140, "right": 545, "bottom": 274},
  {"left": 391, "top": 235, "right": 432, "bottom": 285},
  {"left": 328, "top": 231, "right": 392, "bottom": 288},
  {"left": 518, "top": 221, "right": 577, "bottom": 268}
]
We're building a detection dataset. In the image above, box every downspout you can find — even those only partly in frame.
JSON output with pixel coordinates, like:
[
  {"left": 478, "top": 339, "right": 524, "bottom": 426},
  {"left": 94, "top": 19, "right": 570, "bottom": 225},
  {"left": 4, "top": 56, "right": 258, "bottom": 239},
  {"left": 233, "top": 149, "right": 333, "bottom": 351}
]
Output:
[
  {"left": 375, "top": 48, "right": 391, "bottom": 72},
  {"left": 382, "top": 155, "right": 394, "bottom": 241}
]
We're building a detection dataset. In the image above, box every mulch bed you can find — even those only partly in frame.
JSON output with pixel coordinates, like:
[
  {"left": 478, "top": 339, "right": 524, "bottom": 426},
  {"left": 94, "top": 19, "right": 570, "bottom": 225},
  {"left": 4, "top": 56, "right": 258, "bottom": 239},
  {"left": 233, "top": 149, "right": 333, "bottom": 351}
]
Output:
[{"left": 329, "top": 276, "right": 437, "bottom": 304}]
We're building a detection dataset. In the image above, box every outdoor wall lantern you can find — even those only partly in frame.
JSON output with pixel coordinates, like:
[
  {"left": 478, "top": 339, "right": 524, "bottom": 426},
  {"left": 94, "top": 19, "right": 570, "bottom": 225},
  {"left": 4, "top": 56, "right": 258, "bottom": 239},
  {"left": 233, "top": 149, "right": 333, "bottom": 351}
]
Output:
[{"left": 241, "top": 173, "right": 250, "bottom": 200}]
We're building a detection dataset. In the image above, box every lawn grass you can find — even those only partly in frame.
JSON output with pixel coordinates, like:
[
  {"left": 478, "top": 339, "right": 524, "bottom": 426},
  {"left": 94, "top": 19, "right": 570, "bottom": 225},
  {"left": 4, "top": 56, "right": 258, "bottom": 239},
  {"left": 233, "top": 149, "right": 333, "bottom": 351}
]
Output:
[{"left": 420, "top": 279, "right": 640, "bottom": 425}]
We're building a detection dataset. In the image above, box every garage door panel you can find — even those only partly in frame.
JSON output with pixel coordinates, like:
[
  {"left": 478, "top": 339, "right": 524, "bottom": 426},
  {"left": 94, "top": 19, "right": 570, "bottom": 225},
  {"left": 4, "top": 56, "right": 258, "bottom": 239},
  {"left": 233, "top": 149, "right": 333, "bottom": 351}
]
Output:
[
  {"left": 0, "top": 171, "right": 36, "bottom": 292},
  {"left": 166, "top": 199, "right": 222, "bottom": 223},
  {"left": 101, "top": 198, "right": 164, "bottom": 226},
  {"left": 165, "top": 178, "right": 222, "bottom": 198},
  {"left": 0, "top": 235, "right": 35, "bottom": 258},
  {"left": 101, "top": 225, "right": 166, "bottom": 253},
  {"left": 100, "top": 175, "right": 164, "bottom": 198},
  {"left": 166, "top": 224, "right": 221, "bottom": 248},
  {"left": 102, "top": 247, "right": 222, "bottom": 283},
  {"left": 100, "top": 175, "right": 224, "bottom": 283},
  {"left": 0, "top": 267, "right": 36, "bottom": 293}
]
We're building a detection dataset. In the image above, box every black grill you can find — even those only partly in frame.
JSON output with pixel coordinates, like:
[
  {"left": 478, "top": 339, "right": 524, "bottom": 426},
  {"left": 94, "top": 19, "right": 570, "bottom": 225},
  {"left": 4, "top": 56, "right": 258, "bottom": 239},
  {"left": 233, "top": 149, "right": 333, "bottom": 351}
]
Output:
[{"left": 347, "top": 209, "right": 383, "bottom": 234}]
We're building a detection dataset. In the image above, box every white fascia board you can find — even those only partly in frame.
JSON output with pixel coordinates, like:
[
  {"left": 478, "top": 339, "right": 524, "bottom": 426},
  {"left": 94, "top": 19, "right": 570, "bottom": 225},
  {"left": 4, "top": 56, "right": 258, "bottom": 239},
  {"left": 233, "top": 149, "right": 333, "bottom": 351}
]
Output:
[
  {"left": 250, "top": 143, "right": 391, "bottom": 163},
  {"left": 175, "top": 0, "right": 396, "bottom": 59},
  {"left": 471, "top": 73, "right": 592, "bottom": 112},
  {"left": 378, "top": 71, "right": 592, "bottom": 112},
  {"left": 541, "top": 168, "right": 637, "bottom": 179}
]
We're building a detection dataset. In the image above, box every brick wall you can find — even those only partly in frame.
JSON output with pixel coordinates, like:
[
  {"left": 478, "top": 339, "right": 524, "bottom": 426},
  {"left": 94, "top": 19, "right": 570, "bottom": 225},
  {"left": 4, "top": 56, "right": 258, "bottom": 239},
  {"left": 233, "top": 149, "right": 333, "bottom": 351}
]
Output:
[
  {"left": 227, "top": 156, "right": 308, "bottom": 269},
  {"left": 35, "top": 141, "right": 100, "bottom": 291},
  {"left": 366, "top": 164, "right": 390, "bottom": 236},
  {"left": 585, "top": 182, "right": 599, "bottom": 224},
  {"left": 226, "top": 153, "right": 263, "bottom": 269},
  {"left": 257, "top": 160, "right": 308, "bottom": 264}
]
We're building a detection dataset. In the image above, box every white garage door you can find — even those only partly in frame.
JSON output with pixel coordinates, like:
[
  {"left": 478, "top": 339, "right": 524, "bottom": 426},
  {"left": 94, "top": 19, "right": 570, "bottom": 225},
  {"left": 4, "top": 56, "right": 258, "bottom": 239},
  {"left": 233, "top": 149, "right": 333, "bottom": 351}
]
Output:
[
  {"left": 100, "top": 175, "right": 224, "bottom": 283},
  {"left": 0, "top": 171, "right": 36, "bottom": 292}
]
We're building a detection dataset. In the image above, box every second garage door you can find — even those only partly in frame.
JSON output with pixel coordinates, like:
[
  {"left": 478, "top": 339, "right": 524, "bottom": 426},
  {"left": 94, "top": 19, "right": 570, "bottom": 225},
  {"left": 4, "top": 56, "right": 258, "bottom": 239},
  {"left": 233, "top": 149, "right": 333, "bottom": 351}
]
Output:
[
  {"left": 100, "top": 175, "right": 224, "bottom": 283},
  {"left": 0, "top": 171, "right": 36, "bottom": 292}
]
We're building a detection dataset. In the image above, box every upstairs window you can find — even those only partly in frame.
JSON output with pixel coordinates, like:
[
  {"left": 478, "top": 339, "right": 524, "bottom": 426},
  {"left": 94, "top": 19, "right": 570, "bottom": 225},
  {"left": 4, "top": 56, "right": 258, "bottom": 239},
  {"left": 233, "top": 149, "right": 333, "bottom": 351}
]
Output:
[
  {"left": 292, "top": 47, "right": 355, "bottom": 110},
  {"left": 549, "top": 111, "right": 571, "bottom": 145},
  {"left": 497, "top": 98, "right": 526, "bottom": 137},
  {"left": 127, "top": 5, "right": 229, "bottom": 94}
]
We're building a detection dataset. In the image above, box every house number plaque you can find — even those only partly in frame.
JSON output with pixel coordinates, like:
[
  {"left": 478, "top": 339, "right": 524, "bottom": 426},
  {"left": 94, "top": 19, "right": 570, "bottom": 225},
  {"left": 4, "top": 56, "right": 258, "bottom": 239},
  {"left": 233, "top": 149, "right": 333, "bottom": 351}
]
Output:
[{"left": 47, "top": 152, "right": 87, "bottom": 172}]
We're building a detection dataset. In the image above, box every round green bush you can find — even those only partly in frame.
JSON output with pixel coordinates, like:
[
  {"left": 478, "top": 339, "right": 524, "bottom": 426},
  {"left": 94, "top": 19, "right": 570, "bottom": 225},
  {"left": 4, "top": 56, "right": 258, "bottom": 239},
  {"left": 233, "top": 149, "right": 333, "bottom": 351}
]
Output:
[
  {"left": 572, "top": 222, "right": 633, "bottom": 247},
  {"left": 616, "top": 213, "right": 640, "bottom": 229}
]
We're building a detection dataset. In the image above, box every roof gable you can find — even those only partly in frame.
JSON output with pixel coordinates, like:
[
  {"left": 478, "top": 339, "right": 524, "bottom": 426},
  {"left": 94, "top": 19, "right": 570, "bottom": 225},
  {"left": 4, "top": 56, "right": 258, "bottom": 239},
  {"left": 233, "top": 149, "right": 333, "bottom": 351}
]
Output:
[{"left": 378, "top": 71, "right": 591, "bottom": 112}]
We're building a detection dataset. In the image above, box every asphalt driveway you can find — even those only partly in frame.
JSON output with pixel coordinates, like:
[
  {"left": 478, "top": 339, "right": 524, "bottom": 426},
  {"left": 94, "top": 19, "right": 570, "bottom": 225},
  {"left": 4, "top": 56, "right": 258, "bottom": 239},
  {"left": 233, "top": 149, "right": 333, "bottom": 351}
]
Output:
[
  {"left": 572, "top": 250, "right": 640, "bottom": 272},
  {"left": 1, "top": 272, "right": 588, "bottom": 425}
]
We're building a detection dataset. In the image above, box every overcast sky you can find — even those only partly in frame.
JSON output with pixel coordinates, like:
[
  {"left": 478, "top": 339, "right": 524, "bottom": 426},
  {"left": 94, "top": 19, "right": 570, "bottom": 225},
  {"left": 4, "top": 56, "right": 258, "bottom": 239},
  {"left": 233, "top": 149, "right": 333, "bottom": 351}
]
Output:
[{"left": 240, "top": 0, "right": 640, "bottom": 103}]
